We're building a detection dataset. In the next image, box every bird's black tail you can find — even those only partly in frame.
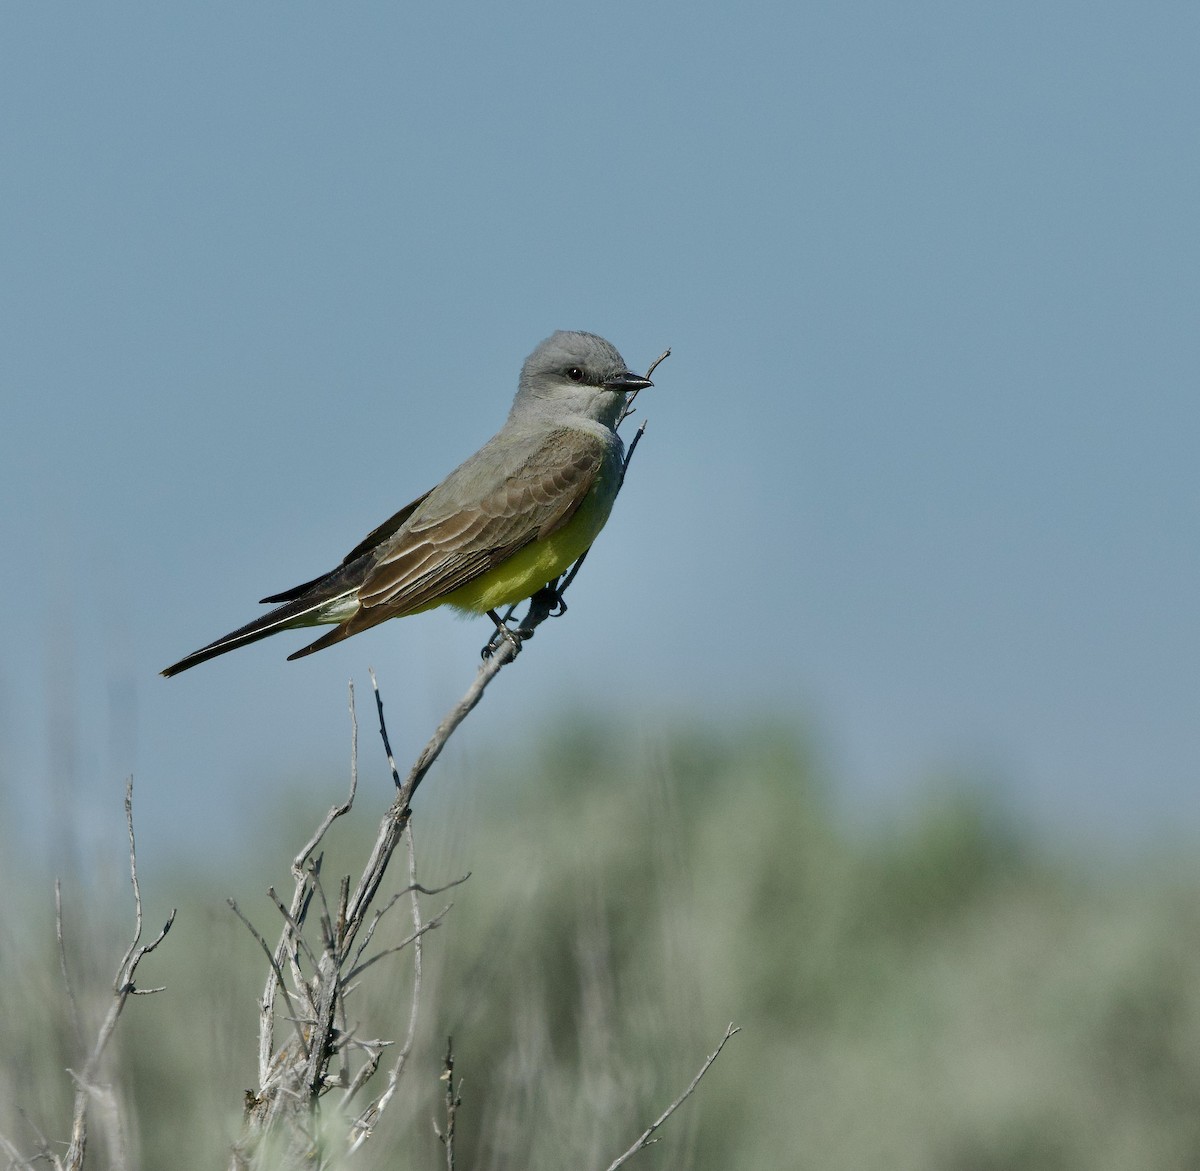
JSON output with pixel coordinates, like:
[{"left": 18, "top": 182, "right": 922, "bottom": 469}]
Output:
[{"left": 161, "top": 562, "right": 367, "bottom": 677}]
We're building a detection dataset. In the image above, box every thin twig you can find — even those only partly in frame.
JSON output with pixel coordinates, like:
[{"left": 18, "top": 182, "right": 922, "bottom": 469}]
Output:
[
  {"left": 266, "top": 887, "right": 321, "bottom": 973},
  {"left": 559, "top": 407, "right": 650, "bottom": 597},
  {"left": 368, "top": 668, "right": 401, "bottom": 788},
  {"left": 343, "top": 904, "right": 452, "bottom": 983},
  {"left": 617, "top": 347, "right": 670, "bottom": 427},
  {"left": 434, "top": 1038, "right": 460, "bottom": 1171},
  {"left": 61, "top": 780, "right": 176, "bottom": 1171},
  {"left": 603, "top": 1023, "right": 740, "bottom": 1171},
  {"left": 115, "top": 782, "right": 145, "bottom": 985},
  {"left": 345, "top": 824, "right": 434, "bottom": 1148},
  {"left": 339, "top": 643, "right": 527, "bottom": 964},
  {"left": 229, "top": 899, "right": 311, "bottom": 1061},
  {"left": 645, "top": 347, "right": 672, "bottom": 381},
  {"left": 396, "top": 824, "right": 429, "bottom": 1085},
  {"left": 618, "top": 418, "right": 649, "bottom": 487},
  {"left": 256, "top": 683, "right": 361, "bottom": 1087},
  {"left": 292, "top": 683, "right": 360, "bottom": 882},
  {"left": 350, "top": 873, "right": 470, "bottom": 973},
  {"left": 8, "top": 1107, "right": 53, "bottom": 1171},
  {"left": 310, "top": 865, "right": 339, "bottom": 957},
  {"left": 290, "top": 795, "right": 353, "bottom": 885}
]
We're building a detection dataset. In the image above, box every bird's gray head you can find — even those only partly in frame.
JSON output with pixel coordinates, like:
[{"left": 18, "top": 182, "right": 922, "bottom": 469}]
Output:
[{"left": 511, "top": 331, "right": 652, "bottom": 429}]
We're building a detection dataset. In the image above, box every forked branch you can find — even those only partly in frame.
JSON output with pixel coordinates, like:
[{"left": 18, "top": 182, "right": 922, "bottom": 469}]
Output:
[{"left": 0, "top": 780, "right": 175, "bottom": 1171}]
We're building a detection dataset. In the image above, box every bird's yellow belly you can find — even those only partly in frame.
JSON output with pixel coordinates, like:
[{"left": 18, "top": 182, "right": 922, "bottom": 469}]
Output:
[{"left": 422, "top": 479, "right": 616, "bottom": 615}]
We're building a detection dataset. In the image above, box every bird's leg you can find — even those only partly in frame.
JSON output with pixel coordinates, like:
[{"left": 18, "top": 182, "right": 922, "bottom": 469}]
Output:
[
  {"left": 516, "top": 583, "right": 566, "bottom": 637},
  {"left": 536, "top": 577, "right": 568, "bottom": 619},
  {"left": 482, "top": 608, "right": 523, "bottom": 659},
  {"left": 481, "top": 583, "right": 570, "bottom": 658}
]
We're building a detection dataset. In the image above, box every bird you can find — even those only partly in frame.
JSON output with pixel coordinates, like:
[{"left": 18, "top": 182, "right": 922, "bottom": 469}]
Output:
[{"left": 161, "top": 331, "right": 653, "bottom": 677}]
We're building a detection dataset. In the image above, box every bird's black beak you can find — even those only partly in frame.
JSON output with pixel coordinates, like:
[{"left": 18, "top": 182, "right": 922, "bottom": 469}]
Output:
[{"left": 604, "top": 370, "right": 653, "bottom": 391}]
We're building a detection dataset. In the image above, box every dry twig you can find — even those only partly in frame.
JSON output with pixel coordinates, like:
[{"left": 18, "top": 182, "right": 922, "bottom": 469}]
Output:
[
  {"left": 230, "top": 681, "right": 468, "bottom": 1170},
  {"left": 344, "top": 826, "right": 436, "bottom": 1150},
  {"left": 0, "top": 780, "right": 176, "bottom": 1171},
  {"left": 603, "top": 1023, "right": 741, "bottom": 1171},
  {"left": 433, "top": 1038, "right": 461, "bottom": 1171}
]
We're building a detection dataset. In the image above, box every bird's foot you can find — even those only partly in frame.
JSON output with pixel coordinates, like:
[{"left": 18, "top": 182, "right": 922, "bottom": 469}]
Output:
[
  {"left": 482, "top": 610, "right": 525, "bottom": 660},
  {"left": 542, "top": 587, "right": 568, "bottom": 619},
  {"left": 480, "top": 587, "right": 568, "bottom": 659}
]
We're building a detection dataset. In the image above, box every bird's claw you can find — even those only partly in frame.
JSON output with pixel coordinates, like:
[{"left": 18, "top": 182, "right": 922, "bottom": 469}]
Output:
[
  {"left": 482, "top": 620, "right": 525, "bottom": 660},
  {"left": 529, "top": 584, "right": 567, "bottom": 619},
  {"left": 480, "top": 589, "right": 566, "bottom": 659}
]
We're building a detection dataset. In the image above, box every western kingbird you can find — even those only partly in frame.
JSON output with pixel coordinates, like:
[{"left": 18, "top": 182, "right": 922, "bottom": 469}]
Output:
[{"left": 161, "top": 331, "right": 653, "bottom": 677}]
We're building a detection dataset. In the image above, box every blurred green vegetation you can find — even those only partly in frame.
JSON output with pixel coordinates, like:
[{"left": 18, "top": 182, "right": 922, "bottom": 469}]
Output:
[{"left": 5, "top": 716, "right": 1200, "bottom": 1169}]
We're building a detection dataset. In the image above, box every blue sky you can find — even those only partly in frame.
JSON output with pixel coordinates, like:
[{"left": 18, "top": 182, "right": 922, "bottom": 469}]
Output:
[{"left": 1, "top": 2, "right": 1197, "bottom": 866}]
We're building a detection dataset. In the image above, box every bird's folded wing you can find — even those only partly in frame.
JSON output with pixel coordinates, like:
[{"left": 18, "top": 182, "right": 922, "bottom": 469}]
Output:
[
  {"left": 258, "top": 493, "right": 435, "bottom": 604},
  {"left": 356, "top": 426, "right": 609, "bottom": 616}
]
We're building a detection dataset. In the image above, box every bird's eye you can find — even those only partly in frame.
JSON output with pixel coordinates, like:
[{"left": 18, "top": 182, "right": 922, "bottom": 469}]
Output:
[{"left": 566, "top": 367, "right": 584, "bottom": 382}]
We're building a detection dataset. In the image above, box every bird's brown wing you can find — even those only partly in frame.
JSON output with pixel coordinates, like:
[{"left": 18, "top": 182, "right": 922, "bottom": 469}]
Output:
[
  {"left": 360, "top": 426, "right": 608, "bottom": 613},
  {"left": 259, "top": 490, "right": 434, "bottom": 605},
  {"left": 286, "top": 426, "right": 610, "bottom": 658}
]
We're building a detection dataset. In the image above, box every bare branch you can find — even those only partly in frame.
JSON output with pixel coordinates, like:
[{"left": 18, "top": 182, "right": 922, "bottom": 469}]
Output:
[
  {"left": 335, "top": 645, "right": 525, "bottom": 973},
  {"left": 114, "top": 781, "right": 145, "bottom": 986},
  {"left": 368, "top": 668, "right": 401, "bottom": 788},
  {"left": 349, "top": 871, "right": 468, "bottom": 974},
  {"left": 291, "top": 682, "right": 360, "bottom": 885},
  {"left": 345, "top": 825, "right": 432, "bottom": 1149},
  {"left": 8, "top": 1106, "right": 53, "bottom": 1169},
  {"left": 266, "top": 887, "right": 321, "bottom": 973},
  {"left": 557, "top": 409, "right": 650, "bottom": 598},
  {"left": 644, "top": 347, "right": 672, "bottom": 381},
  {"left": 254, "top": 684, "right": 362, "bottom": 1091},
  {"left": 343, "top": 903, "right": 452, "bottom": 984},
  {"left": 619, "top": 419, "right": 649, "bottom": 485},
  {"left": 616, "top": 346, "right": 670, "bottom": 427},
  {"left": 59, "top": 779, "right": 176, "bottom": 1171},
  {"left": 603, "top": 1023, "right": 740, "bottom": 1171},
  {"left": 433, "top": 1038, "right": 461, "bottom": 1171},
  {"left": 228, "top": 899, "right": 311, "bottom": 1062}
]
